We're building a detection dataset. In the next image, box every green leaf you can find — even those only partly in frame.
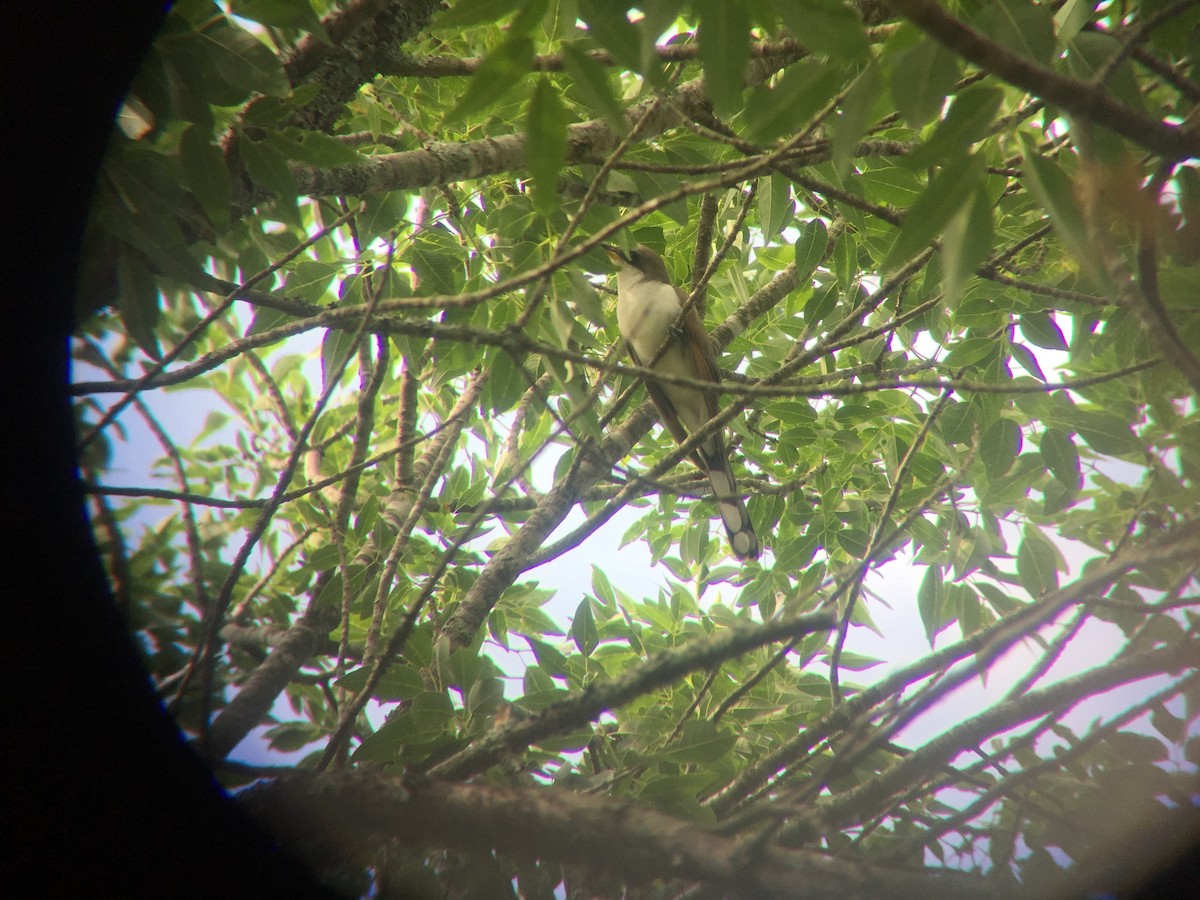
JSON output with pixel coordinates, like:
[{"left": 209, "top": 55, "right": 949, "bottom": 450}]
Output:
[
  {"left": 837, "top": 529, "right": 871, "bottom": 559},
  {"left": 1018, "top": 134, "right": 1105, "bottom": 289},
  {"left": 438, "top": 643, "right": 491, "bottom": 692},
  {"left": 794, "top": 218, "right": 828, "bottom": 285},
  {"left": 561, "top": 42, "right": 627, "bottom": 137},
  {"left": 1067, "top": 32, "right": 1145, "bottom": 112},
  {"left": 351, "top": 690, "right": 458, "bottom": 763},
  {"left": 320, "top": 327, "right": 357, "bottom": 393},
  {"left": 903, "top": 86, "right": 1004, "bottom": 170},
  {"left": 982, "top": 418, "right": 1023, "bottom": 479},
  {"left": 358, "top": 191, "right": 410, "bottom": 244},
  {"left": 637, "top": 773, "right": 716, "bottom": 822},
  {"left": 745, "top": 58, "right": 841, "bottom": 144},
  {"left": 410, "top": 229, "right": 460, "bottom": 295},
  {"left": 759, "top": 174, "right": 793, "bottom": 244},
  {"left": 939, "top": 401, "right": 977, "bottom": 445},
  {"left": 443, "top": 36, "right": 533, "bottom": 125},
  {"left": 943, "top": 334, "right": 999, "bottom": 370},
  {"left": 1010, "top": 341, "right": 1047, "bottom": 381},
  {"left": 889, "top": 36, "right": 960, "bottom": 128},
  {"left": 245, "top": 305, "right": 294, "bottom": 338},
  {"left": 485, "top": 350, "right": 529, "bottom": 414},
  {"left": 565, "top": 270, "right": 608, "bottom": 330},
  {"left": 918, "top": 565, "right": 945, "bottom": 646},
  {"left": 977, "top": 582, "right": 1023, "bottom": 615},
  {"left": 335, "top": 664, "right": 425, "bottom": 702},
  {"left": 510, "top": 0, "right": 550, "bottom": 33},
  {"left": 777, "top": 0, "right": 870, "bottom": 59},
  {"left": 579, "top": 0, "right": 660, "bottom": 86},
  {"left": 242, "top": 94, "right": 293, "bottom": 128},
  {"left": 971, "top": 0, "right": 1055, "bottom": 66},
  {"left": 466, "top": 677, "right": 505, "bottom": 720},
  {"left": 831, "top": 61, "right": 881, "bottom": 176},
  {"left": 526, "top": 77, "right": 569, "bottom": 217},
  {"left": 1042, "top": 477, "right": 1076, "bottom": 515},
  {"left": 883, "top": 151, "right": 984, "bottom": 273},
  {"left": 591, "top": 566, "right": 616, "bottom": 608},
  {"left": 695, "top": 0, "right": 749, "bottom": 117},
  {"left": 858, "top": 163, "right": 922, "bottom": 209},
  {"left": 1017, "top": 527, "right": 1059, "bottom": 597},
  {"left": 1151, "top": 706, "right": 1185, "bottom": 743},
  {"left": 1019, "top": 311, "right": 1069, "bottom": 351},
  {"left": 158, "top": 30, "right": 240, "bottom": 112},
  {"left": 941, "top": 185, "right": 993, "bottom": 308},
  {"left": 201, "top": 21, "right": 290, "bottom": 98},
  {"left": 267, "top": 128, "right": 361, "bottom": 167},
  {"left": 660, "top": 720, "right": 737, "bottom": 765},
  {"left": 179, "top": 124, "right": 231, "bottom": 227},
  {"left": 911, "top": 516, "right": 948, "bottom": 554},
  {"left": 633, "top": 169, "right": 689, "bottom": 225},
  {"left": 533, "top": 727, "right": 595, "bottom": 754},
  {"left": 526, "top": 636, "right": 568, "bottom": 676},
  {"left": 102, "top": 168, "right": 209, "bottom": 281},
  {"left": 1054, "top": 0, "right": 1093, "bottom": 46},
  {"left": 238, "top": 134, "right": 297, "bottom": 206},
  {"left": 1040, "top": 428, "right": 1082, "bottom": 490},
  {"left": 959, "top": 586, "right": 984, "bottom": 636},
  {"left": 231, "top": 0, "right": 327, "bottom": 35},
  {"left": 283, "top": 259, "right": 338, "bottom": 305},
  {"left": 834, "top": 651, "right": 885, "bottom": 672},
  {"left": 832, "top": 232, "right": 857, "bottom": 293},
  {"left": 1069, "top": 410, "right": 1142, "bottom": 457},
  {"left": 803, "top": 283, "right": 839, "bottom": 327},
  {"left": 570, "top": 598, "right": 599, "bottom": 657},
  {"left": 117, "top": 245, "right": 163, "bottom": 360}
]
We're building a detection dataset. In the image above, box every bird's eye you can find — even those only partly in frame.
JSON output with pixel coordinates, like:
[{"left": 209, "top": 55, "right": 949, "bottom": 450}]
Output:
[{"left": 630, "top": 251, "right": 641, "bottom": 264}]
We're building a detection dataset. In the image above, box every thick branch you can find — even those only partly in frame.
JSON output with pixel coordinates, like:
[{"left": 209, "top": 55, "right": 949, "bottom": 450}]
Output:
[
  {"left": 292, "top": 52, "right": 797, "bottom": 197},
  {"left": 282, "top": 0, "right": 445, "bottom": 133},
  {"left": 204, "top": 605, "right": 340, "bottom": 761},
  {"left": 889, "top": 0, "right": 1200, "bottom": 160},
  {"left": 240, "top": 771, "right": 1003, "bottom": 900}
]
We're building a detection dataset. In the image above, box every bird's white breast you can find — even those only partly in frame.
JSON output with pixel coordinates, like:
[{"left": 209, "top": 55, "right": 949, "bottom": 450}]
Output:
[{"left": 616, "top": 269, "right": 683, "bottom": 363}]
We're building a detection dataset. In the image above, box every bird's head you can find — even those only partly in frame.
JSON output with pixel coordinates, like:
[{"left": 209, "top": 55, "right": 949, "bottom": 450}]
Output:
[{"left": 602, "top": 243, "right": 672, "bottom": 284}]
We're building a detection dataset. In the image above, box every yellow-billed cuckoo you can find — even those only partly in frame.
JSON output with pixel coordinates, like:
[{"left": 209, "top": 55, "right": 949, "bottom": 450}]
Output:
[{"left": 604, "top": 244, "right": 759, "bottom": 560}]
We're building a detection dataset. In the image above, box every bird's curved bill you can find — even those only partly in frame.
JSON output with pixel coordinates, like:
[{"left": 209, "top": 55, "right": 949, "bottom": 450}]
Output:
[{"left": 601, "top": 243, "right": 626, "bottom": 264}]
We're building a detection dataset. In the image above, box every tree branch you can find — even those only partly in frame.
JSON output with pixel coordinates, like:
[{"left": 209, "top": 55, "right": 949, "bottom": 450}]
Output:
[
  {"left": 240, "top": 771, "right": 1002, "bottom": 900},
  {"left": 430, "top": 609, "right": 836, "bottom": 779},
  {"left": 889, "top": 0, "right": 1200, "bottom": 160}
]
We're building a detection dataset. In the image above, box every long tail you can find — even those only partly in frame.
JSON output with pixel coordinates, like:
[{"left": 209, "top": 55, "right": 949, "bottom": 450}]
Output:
[{"left": 699, "top": 443, "right": 759, "bottom": 560}]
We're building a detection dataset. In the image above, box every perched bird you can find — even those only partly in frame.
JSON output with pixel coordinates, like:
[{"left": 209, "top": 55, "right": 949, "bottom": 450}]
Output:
[{"left": 604, "top": 243, "right": 759, "bottom": 560}]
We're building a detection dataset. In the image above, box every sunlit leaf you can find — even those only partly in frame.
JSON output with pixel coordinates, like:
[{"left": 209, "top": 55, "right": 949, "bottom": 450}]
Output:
[
  {"left": 570, "top": 597, "right": 599, "bottom": 657},
  {"left": 918, "top": 564, "right": 945, "bottom": 646}
]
